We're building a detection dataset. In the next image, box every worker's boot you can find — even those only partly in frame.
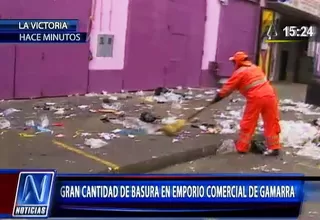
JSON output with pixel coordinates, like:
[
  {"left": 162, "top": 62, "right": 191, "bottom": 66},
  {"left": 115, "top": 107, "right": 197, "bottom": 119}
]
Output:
[{"left": 263, "top": 149, "right": 279, "bottom": 156}]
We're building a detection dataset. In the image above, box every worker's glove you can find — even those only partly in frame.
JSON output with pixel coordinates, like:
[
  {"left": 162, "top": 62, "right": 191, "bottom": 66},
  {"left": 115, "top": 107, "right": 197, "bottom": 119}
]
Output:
[{"left": 211, "top": 93, "right": 223, "bottom": 104}]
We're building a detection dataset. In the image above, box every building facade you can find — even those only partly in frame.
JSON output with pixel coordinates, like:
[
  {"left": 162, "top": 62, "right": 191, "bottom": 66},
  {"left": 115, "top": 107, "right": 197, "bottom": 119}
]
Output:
[{"left": 0, "top": 0, "right": 272, "bottom": 99}]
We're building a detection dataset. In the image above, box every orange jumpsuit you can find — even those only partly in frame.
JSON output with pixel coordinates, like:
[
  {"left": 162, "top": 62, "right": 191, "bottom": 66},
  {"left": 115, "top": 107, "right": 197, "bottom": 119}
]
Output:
[{"left": 218, "top": 62, "right": 281, "bottom": 153}]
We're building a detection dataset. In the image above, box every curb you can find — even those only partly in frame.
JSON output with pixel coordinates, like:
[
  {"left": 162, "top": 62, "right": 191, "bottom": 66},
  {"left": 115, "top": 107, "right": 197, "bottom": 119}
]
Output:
[{"left": 101, "top": 143, "right": 219, "bottom": 174}]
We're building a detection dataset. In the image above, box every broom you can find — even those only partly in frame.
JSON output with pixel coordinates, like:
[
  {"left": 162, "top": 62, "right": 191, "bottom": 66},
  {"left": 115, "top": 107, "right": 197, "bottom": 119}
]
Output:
[{"left": 161, "top": 101, "right": 215, "bottom": 136}]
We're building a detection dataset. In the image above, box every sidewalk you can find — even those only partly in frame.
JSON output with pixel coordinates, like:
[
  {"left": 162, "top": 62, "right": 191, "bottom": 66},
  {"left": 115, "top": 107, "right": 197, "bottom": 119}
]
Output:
[{"left": 1, "top": 83, "right": 319, "bottom": 174}]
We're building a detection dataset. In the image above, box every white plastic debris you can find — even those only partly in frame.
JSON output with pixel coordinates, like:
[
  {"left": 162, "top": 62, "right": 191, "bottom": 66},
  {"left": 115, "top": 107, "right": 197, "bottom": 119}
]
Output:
[
  {"left": 216, "top": 139, "right": 236, "bottom": 154},
  {"left": 2, "top": 108, "right": 20, "bottom": 116},
  {"left": 218, "top": 120, "right": 239, "bottom": 134},
  {"left": 85, "top": 93, "right": 100, "bottom": 97},
  {"left": 280, "top": 99, "right": 320, "bottom": 115},
  {"left": 153, "top": 92, "right": 183, "bottom": 103},
  {"left": 54, "top": 108, "right": 65, "bottom": 115},
  {"left": 25, "top": 120, "right": 35, "bottom": 127},
  {"left": 204, "top": 90, "right": 216, "bottom": 95},
  {"left": 80, "top": 132, "right": 91, "bottom": 137},
  {"left": 78, "top": 105, "right": 89, "bottom": 109},
  {"left": 110, "top": 117, "right": 160, "bottom": 134},
  {"left": 194, "top": 107, "right": 204, "bottom": 111},
  {"left": 280, "top": 120, "right": 318, "bottom": 148},
  {"left": 0, "top": 118, "right": 10, "bottom": 129},
  {"left": 161, "top": 117, "right": 177, "bottom": 125},
  {"left": 295, "top": 141, "right": 320, "bottom": 160},
  {"left": 108, "top": 95, "right": 118, "bottom": 101},
  {"left": 135, "top": 91, "right": 145, "bottom": 96},
  {"left": 99, "top": 132, "right": 118, "bottom": 140},
  {"left": 84, "top": 138, "right": 108, "bottom": 149},
  {"left": 101, "top": 103, "right": 122, "bottom": 110},
  {"left": 251, "top": 165, "right": 280, "bottom": 173},
  {"left": 39, "top": 115, "right": 49, "bottom": 128}
]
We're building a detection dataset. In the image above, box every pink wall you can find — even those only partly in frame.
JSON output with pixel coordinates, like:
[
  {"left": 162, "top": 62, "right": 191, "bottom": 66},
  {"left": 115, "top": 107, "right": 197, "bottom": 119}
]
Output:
[
  {"left": 200, "top": 0, "right": 222, "bottom": 87},
  {"left": 0, "top": 0, "right": 91, "bottom": 99},
  {"left": 89, "top": 0, "right": 206, "bottom": 93},
  {"left": 89, "top": 0, "right": 129, "bottom": 70},
  {"left": 0, "top": 0, "right": 206, "bottom": 99}
]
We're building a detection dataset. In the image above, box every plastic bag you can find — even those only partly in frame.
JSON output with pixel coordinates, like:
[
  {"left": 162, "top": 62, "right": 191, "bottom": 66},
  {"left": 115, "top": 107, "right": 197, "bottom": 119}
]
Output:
[
  {"left": 0, "top": 118, "right": 10, "bottom": 129},
  {"left": 39, "top": 115, "right": 49, "bottom": 128},
  {"left": 2, "top": 108, "right": 20, "bottom": 116},
  {"left": 84, "top": 138, "right": 108, "bottom": 149},
  {"left": 216, "top": 139, "right": 236, "bottom": 154}
]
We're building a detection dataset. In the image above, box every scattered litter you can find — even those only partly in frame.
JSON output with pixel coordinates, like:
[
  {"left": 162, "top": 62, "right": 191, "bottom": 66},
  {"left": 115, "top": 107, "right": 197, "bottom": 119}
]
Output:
[
  {"left": 110, "top": 117, "right": 160, "bottom": 134},
  {"left": 250, "top": 140, "right": 266, "bottom": 154},
  {"left": 99, "top": 132, "right": 118, "bottom": 140},
  {"left": 194, "top": 107, "right": 204, "bottom": 111},
  {"left": 204, "top": 90, "right": 216, "bottom": 95},
  {"left": 19, "top": 133, "right": 35, "bottom": 137},
  {"left": 55, "top": 134, "right": 65, "bottom": 138},
  {"left": 295, "top": 143, "right": 320, "bottom": 160},
  {"left": 280, "top": 99, "right": 320, "bottom": 115},
  {"left": 54, "top": 108, "right": 65, "bottom": 115},
  {"left": 101, "top": 103, "right": 122, "bottom": 111},
  {"left": 84, "top": 138, "right": 108, "bottom": 149},
  {"left": 45, "top": 102, "right": 55, "bottom": 106},
  {"left": 0, "top": 118, "right": 10, "bottom": 129},
  {"left": 140, "top": 112, "right": 157, "bottom": 123},
  {"left": 135, "top": 91, "right": 144, "bottom": 96},
  {"left": 216, "top": 139, "right": 236, "bottom": 154},
  {"left": 81, "top": 133, "right": 91, "bottom": 137},
  {"left": 52, "top": 122, "right": 64, "bottom": 127},
  {"left": 153, "top": 92, "right": 183, "bottom": 103},
  {"left": 251, "top": 165, "right": 281, "bottom": 173},
  {"left": 172, "top": 138, "right": 179, "bottom": 143},
  {"left": 154, "top": 87, "right": 169, "bottom": 96},
  {"left": 112, "top": 128, "right": 145, "bottom": 136},
  {"left": 192, "top": 123, "right": 221, "bottom": 134},
  {"left": 161, "top": 117, "right": 177, "bottom": 125},
  {"left": 85, "top": 93, "right": 100, "bottom": 97},
  {"left": 35, "top": 126, "right": 53, "bottom": 134},
  {"left": 106, "top": 96, "right": 117, "bottom": 101},
  {"left": 25, "top": 120, "right": 35, "bottom": 127},
  {"left": 2, "top": 108, "right": 20, "bottom": 116},
  {"left": 78, "top": 105, "right": 89, "bottom": 109},
  {"left": 39, "top": 115, "right": 49, "bottom": 128},
  {"left": 280, "top": 120, "right": 318, "bottom": 148}
]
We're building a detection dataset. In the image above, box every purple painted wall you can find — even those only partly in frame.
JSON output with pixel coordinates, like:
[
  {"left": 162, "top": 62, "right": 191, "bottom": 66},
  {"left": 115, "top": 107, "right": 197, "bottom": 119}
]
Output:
[
  {"left": 216, "top": 0, "right": 260, "bottom": 77},
  {"left": 89, "top": 0, "right": 206, "bottom": 93},
  {"left": 14, "top": 0, "right": 91, "bottom": 98},
  {"left": 0, "top": 0, "right": 205, "bottom": 99},
  {"left": 0, "top": 0, "right": 16, "bottom": 99}
]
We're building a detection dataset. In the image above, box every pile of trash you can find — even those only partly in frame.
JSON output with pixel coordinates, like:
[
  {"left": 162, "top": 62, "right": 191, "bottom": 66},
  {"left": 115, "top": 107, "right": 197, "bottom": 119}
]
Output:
[{"left": 280, "top": 99, "right": 320, "bottom": 115}]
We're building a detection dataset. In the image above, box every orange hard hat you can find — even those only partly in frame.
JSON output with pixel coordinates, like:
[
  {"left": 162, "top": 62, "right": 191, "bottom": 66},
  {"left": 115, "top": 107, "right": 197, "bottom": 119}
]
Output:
[{"left": 229, "top": 51, "right": 251, "bottom": 66}]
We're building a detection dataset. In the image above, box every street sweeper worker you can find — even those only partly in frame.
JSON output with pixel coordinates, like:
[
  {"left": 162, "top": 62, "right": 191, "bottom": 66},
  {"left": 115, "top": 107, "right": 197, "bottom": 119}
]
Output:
[{"left": 212, "top": 51, "right": 281, "bottom": 156}]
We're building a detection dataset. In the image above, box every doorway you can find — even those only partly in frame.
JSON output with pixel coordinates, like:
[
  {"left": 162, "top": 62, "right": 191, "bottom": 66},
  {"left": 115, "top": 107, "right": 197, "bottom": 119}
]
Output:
[{"left": 279, "top": 50, "right": 288, "bottom": 81}]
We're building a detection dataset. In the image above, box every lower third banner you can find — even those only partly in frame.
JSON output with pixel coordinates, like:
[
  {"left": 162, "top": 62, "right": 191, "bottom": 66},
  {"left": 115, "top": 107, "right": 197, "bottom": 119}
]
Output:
[
  {"left": 0, "top": 171, "right": 305, "bottom": 218},
  {"left": 50, "top": 174, "right": 304, "bottom": 218},
  {"left": 0, "top": 33, "right": 87, "bottom": 43}
]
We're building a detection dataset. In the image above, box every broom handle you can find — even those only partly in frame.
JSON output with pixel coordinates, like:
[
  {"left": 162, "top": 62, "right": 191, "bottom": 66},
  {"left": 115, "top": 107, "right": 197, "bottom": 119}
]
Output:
[{"left": 186, "top": 102, "right": 214, "bottom": 121}]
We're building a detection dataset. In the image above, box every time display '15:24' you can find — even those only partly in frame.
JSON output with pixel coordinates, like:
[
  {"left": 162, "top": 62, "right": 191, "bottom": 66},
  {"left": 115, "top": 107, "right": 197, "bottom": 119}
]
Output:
[{"left": 283, "top": 26, "right": 316, "bottom": 38}]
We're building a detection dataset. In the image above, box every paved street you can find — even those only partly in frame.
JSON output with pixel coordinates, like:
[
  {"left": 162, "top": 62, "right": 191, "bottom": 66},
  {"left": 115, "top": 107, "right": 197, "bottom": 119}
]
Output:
[
  {"left": 0, "top": 83, "right": 319, "bottom": 174},
  {"left": 1, "top": 83, "right": 320, "bottom": 219}
]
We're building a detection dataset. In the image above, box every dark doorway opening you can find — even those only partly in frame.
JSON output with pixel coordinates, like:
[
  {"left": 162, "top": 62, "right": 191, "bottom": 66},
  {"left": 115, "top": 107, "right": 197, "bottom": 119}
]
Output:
[{"left": 279, "top": 50, "right": 288, "bottom": 81}]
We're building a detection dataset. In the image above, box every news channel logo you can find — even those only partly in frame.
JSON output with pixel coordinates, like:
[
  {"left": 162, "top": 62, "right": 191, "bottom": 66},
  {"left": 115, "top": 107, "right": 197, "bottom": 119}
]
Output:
[{"left": 12, "top": 171, "right": 55, "bottom": 218}]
